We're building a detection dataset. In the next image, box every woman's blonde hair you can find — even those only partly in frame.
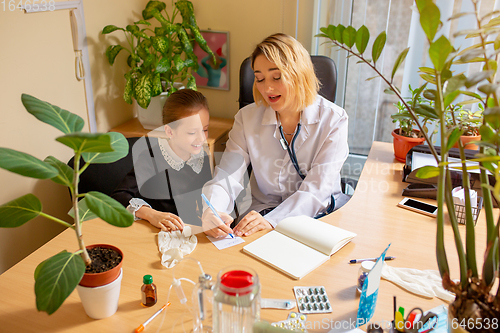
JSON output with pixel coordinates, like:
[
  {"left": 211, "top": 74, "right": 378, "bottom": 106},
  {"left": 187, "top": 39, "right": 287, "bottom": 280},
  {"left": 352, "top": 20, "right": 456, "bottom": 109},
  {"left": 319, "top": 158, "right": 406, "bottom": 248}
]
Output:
[{"left": 250, "top": 33, "right": 319, "bottom": 111}]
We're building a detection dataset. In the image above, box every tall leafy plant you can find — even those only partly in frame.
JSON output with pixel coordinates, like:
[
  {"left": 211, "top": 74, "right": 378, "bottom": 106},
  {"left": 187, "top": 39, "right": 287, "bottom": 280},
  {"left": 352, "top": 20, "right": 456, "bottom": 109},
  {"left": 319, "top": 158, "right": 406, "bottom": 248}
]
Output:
[
  {"left": 102, "top": 0, "right": 215, "bottom": 109},
  {"left": 318, "top": 0, "right": 499, "bottom": 330},
  {"left": 0, "top": 94, "right": 134, "bottom": 314}
]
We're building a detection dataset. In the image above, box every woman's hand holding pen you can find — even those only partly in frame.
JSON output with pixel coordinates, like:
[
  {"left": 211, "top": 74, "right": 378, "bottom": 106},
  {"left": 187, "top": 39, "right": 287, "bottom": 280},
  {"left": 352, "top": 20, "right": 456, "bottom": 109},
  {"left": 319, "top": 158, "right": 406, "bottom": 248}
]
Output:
[
  {"left": 233, "top": 210, "right": 272, "bottom": 237},
  {"left": 136, "top": 206, "right": 184, "bottom": 232},
  {"left": 202, "top": 208, "right": 234, "bottom": 238}
]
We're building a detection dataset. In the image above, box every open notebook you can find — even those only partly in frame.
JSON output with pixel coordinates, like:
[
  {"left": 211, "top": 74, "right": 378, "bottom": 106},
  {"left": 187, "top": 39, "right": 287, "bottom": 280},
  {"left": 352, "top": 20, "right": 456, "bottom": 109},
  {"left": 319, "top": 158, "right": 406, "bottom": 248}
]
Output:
[{"left": 243, "top": 215, "right": 356, "bottom": 279}]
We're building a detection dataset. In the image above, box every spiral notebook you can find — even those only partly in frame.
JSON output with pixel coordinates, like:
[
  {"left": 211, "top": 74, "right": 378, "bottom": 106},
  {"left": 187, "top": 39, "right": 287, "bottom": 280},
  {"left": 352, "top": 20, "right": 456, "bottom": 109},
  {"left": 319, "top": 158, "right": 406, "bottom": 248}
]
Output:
[{"left": 243, "top": 215, "right": 356, "bottom": 279}]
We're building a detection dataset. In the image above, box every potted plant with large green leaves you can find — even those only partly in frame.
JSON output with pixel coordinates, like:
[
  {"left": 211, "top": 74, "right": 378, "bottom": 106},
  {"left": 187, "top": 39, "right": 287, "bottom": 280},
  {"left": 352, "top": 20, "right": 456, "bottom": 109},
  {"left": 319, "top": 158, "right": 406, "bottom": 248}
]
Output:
[
  {"left": 317, "top": 0, "right": 499, "bottom": 331},
  {"left": 0, "top": 94, "right": 134, "bottom": 317},
  {"left": 102, "top": 0, "right": 215, "bottom": 129},
  {"left": 391, "top": 84, "right": 437, "bottom": 162}
]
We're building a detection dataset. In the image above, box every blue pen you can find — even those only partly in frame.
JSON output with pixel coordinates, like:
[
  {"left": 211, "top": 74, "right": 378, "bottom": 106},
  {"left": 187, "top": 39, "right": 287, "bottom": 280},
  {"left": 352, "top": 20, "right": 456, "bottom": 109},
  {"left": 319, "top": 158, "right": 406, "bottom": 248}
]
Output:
[{"left": 201, "top": 194, "right": 234, "bottom": 238}]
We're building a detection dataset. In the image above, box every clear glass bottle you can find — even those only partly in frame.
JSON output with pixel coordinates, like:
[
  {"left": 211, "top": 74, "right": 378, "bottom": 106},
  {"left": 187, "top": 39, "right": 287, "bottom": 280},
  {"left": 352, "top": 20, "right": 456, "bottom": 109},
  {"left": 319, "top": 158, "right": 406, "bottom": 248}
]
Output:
[
  {"left": 141, "top": 274, "right": 157, "bottom": 307},
  {"left": 357, "top": 261, "right": 375, "bottom": 293},
  {"left": 212, "top": 266, "right": 260, "bottom": 333}
]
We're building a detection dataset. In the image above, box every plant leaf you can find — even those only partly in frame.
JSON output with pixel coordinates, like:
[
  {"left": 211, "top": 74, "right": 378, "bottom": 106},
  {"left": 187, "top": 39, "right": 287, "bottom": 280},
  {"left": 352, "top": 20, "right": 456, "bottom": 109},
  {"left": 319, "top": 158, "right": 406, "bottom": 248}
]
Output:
[
  {"left": 355, "top": 25, "right": 369, "bottom": 54},
  {"left": 429, "top": 36, "right": 453, "bottom": 71},
  {"left": 101, "top": 25, "right": 124, "bottom": 34},
  {"left": 391, "top": 47, "right": 410, "bottom": 81},
  {"left": 443, "top": 91, "right": 461, "bottom": 109},
  {"left": 105, "top": 45, "right": 125, "bottom": 66},
  {"left": 484, "top": 107, "right": 500, "bottom": 129},
  {"left": 35, "top": 251, "right": 85, "bottom": 315},
  {"left": 342, "top": 26, "right": 356, "bottom": 48},
  {"left": 444, "top": 74, "right": 467, "bottom": 96},
  {"left": 0, "top": 194, "right": 42, "bottom": 228},
  {"left": 56, "top": 133, "right": 113, "bottom": 154},
  {"left": 334, "top": 24, "right": 345, "bottom": 43},
  {"left": 414, "top": 104, "right": 438, "bottom": 119},
  {"left": 135, "top": 73, "right": 153, "bottom": 109},
  {"left": 21, "top": 94, "right": 84, "bottom": 135},
  {"left": 446, "top": 128, "right": 464, "bottom": 152},
  {"left": 142, "top": 0, "right": 166, "bottom": 20},
  {"left": 420, "top": 2, "right": 441, "bottom": 41},
  {"left": 187, "top": 75, "right": 196, "bottom": 90},
  {"left": 82, "top": 132, "right": 129, "bottom": 164},
  {"left": 0, "top": 148, "right": 58, "bottom": 179},
  {"left": 465, "top": 70, "right": 495, "bottom": 88},
  {"left": 123, "top": 73, "right": 134, "bottom": 104},
  {"left": 68, "top": 198, "right": 98, "bottom": 222},
  {"left": 477, "top": 83, "right": 499, "bottom": 95},
  {"left": 44, "top": 156, "right": 74, "bottom": 187},
  {"left": 372, "top": 31, "right": 386, "bottom": 65},
  {"left": 84, "top": 192, "right": 134, "bottom": 227},
  {"left": 420, "top": 73, "right": 437, "bottom": 84},
  {"left": 415, "top": 165, "right": 440, "bottom": 179}
]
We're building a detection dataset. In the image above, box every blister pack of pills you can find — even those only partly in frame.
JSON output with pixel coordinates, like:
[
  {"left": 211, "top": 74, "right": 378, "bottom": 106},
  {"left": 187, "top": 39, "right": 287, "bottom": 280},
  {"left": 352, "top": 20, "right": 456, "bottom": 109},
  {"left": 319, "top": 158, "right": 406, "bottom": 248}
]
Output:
[
  {"left": 271, "top": 311, "right": 308, "bottom": 332},
  {"left": 293, "top": 286, "right": 332, "bottom": 314}
]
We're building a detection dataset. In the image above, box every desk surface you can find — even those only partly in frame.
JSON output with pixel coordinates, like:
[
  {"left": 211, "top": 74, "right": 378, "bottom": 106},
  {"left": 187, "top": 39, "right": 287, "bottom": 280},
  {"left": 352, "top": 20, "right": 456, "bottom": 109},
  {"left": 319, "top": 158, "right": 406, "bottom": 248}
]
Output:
[{"left": 0, "top": 142, "right": 494, "bottom": 332}]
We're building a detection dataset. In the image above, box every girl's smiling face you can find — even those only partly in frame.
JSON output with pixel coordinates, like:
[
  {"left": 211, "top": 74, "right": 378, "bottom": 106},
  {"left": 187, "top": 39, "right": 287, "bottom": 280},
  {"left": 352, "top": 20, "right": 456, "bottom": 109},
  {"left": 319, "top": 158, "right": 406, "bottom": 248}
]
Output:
[
  {"left": 165, "top": 107, "right": 209, "bottom": 161},
  {"left": 253, "top": 55, "right": 288, "bottom": 112}
]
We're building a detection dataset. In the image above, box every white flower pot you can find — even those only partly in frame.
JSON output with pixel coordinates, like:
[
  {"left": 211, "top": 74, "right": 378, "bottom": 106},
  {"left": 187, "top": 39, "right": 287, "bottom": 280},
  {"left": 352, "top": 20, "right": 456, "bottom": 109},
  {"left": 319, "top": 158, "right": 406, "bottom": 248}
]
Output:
[
  {"left": 136, "top": 92, "right": 169, "bottom": 131},
  {"left": 76, "top": 268, "right": 123, "bottom": 319}
]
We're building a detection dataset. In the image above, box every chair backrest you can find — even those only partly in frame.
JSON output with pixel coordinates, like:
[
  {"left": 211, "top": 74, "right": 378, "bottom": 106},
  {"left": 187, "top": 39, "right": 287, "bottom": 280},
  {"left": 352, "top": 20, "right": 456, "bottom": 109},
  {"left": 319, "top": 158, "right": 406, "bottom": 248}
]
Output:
[
  {"left": 238, "top": 55, "right": 337, "bottom": 109},
  {"left": 67, "top": 137, "right": 141, "bottom": 197}
]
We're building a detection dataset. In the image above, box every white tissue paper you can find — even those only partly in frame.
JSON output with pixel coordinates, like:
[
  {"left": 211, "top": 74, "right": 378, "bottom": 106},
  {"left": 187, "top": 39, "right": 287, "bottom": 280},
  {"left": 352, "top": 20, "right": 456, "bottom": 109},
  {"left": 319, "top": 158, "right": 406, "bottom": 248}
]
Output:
[
  {"left": 452, "top": 186, "right": 477, "bottom": 209},
  {"left": 158, "top": 226, "right": 197, "bottom": 268},
  {"left": 381, "top": 263, "right": 455, "bottom": 302}
]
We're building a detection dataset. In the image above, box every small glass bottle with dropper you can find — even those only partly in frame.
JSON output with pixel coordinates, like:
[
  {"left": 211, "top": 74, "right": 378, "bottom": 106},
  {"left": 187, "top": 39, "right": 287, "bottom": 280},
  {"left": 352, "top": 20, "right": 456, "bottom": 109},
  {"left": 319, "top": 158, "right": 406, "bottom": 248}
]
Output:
[{"left": 141, "top": 275, "right": 157, "bottom": 307}]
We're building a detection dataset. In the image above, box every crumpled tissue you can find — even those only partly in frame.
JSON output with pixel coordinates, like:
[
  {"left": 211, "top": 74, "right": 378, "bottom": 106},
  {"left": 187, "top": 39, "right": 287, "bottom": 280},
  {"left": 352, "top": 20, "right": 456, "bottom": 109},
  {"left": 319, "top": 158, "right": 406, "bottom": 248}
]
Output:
[
  {"left": 381, "top": 263, "right": 455, "bottom": 302},
  {"left": 158, "top": 226, "right": 197, "bottom": 268}
]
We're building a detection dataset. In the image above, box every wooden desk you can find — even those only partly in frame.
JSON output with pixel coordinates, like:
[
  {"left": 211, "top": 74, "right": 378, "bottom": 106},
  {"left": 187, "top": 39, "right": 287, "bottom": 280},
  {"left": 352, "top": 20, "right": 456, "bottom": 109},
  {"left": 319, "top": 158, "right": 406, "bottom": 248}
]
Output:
[
  {"left": 0, "top": 142, "right": 494, "bottom": 332},
  {"left": 110, "top": 117, "right": 234, "bottom": 170}
]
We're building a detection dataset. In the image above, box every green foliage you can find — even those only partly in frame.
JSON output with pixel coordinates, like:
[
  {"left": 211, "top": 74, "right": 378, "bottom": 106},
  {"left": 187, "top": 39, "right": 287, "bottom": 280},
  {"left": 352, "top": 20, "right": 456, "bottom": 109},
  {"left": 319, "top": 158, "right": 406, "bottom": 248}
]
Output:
[
  {"left": 317, "top": 0, "right": 500, "bottom": 324},
  {"left": 0, "top": 94, "right": 134, "bottom": 314},
  {"left": 102, "top": 0, "right": 215, "bottom": 108},
  {"left": 34, "top": 251, "right": 86, "bottom": 315}
]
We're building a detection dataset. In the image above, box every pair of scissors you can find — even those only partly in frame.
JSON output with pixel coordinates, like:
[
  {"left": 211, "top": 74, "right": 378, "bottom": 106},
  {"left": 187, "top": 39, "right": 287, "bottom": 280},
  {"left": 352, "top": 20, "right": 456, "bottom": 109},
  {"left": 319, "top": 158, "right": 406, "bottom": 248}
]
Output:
[{"left": 404, "top": 308, "right": 438, "bottom": 333}]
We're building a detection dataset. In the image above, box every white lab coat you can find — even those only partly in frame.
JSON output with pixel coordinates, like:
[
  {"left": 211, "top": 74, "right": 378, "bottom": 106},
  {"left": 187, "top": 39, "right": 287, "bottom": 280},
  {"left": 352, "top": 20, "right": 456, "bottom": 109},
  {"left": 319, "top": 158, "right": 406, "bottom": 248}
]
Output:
[{"left": 205, "top": 95, "right": 349, "bottom": 227}]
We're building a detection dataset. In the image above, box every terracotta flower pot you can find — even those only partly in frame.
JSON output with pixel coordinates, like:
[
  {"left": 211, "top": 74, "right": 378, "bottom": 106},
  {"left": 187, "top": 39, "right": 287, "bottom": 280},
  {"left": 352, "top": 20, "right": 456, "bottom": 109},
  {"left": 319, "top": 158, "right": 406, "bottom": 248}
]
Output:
[
  {"left": 452, "top": 134, "right": 481, "bottom": 151},
  {"left": 79, "top": 244, "right": 123, "bottom": 288},
  {"left": 392, "top": 129, "right": 425, "bottom": 163}
]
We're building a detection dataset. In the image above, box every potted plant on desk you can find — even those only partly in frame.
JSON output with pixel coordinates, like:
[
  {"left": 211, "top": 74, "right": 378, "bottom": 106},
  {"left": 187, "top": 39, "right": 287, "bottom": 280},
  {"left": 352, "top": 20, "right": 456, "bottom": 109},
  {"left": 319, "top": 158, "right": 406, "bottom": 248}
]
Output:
[
  {"left": 317, "top": 0, "right": 499, "bottom": 331},
  {"left": 391, "top": 84, "right": 437, "bottom": 162},
  {"left": 446, "top": 104, "right": 483, "bottom": 150},
  {"left": 0, "top": 94, "right": 134, "bottom": 317},
  {"left": 102, "top": 0, "right": 215, "bottom": 130}
]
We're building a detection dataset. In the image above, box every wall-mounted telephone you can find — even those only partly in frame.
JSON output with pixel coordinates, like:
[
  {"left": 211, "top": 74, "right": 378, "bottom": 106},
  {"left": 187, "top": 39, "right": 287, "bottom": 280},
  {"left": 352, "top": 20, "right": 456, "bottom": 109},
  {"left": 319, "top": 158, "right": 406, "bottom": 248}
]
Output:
[{"left": 70, "top": 9, "right": 85, "bottom": 80}]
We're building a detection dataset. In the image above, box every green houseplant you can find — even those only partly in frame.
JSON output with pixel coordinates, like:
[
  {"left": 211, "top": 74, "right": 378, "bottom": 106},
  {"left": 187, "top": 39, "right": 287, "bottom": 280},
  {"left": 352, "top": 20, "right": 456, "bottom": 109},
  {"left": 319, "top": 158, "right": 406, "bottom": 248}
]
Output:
[
  {"left": 0, "top": 94, "right": 134, "bottom": 315},
  {"left": 391, "top": 84, "right": 437, "bottom": 161},
  {"left": 102, "top": 0, "right": 215, "bottom": 109},
  {"left": 446, "top": 104, "right": 483, "bottom": 150},
  {"left": 317, "top": 0, "right": 499, "bottom": 331}
]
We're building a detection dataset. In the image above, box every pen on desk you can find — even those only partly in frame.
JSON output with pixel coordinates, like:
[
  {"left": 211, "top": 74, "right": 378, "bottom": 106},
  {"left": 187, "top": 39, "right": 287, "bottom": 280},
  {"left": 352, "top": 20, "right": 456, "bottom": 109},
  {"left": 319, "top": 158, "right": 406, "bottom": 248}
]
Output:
[
  {"left": 201, "top": 193, "right": 234, "bottom": 238},
  {"left": 349, "top": 256, "right": 396, "bottom": 264},
  {"left": 135, "top": 302, "right": 170, "bottom": 333}
]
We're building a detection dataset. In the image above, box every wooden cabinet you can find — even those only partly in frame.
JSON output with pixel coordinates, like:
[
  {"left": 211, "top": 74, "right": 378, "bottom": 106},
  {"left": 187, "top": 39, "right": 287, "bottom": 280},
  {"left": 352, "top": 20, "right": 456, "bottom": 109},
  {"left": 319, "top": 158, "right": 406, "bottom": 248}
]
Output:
[{"left": 110, "top": 117, "right": 234, "bottom": 171}]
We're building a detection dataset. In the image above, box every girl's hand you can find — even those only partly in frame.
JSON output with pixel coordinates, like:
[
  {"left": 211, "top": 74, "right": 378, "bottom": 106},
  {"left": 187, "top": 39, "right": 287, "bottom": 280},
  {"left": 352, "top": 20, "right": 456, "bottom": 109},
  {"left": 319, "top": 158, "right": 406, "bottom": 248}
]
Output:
[
  {"left": 136, "top": 206, "right": 184, "bottom": 232},
  {"left": 202, "top": 208, "right": 233, "bottom": 238},
  {"left": 233, "top": 210, "right": 272, "bottom": 237}
]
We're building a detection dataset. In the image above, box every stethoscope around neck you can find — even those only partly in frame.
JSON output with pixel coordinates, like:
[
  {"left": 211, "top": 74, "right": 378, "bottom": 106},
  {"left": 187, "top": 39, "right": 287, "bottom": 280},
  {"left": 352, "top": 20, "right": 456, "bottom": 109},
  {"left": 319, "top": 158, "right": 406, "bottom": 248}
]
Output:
[{"left": 277, "top": 120, "right": 336, "bottom": 217}]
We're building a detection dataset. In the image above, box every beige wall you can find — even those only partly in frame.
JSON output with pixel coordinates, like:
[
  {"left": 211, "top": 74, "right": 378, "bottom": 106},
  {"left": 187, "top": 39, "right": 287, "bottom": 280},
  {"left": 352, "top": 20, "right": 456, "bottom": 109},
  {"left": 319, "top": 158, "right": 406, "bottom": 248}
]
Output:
[{"left": 0, "top": 0, "right": 315, "bottom": 274}]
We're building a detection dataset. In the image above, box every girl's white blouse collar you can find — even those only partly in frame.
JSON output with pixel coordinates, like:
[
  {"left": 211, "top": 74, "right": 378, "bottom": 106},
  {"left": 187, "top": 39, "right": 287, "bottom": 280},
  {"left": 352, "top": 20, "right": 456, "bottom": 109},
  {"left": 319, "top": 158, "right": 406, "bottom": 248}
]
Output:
[{"left": 158, "top": 138, "right": 204, "bottom": 174}]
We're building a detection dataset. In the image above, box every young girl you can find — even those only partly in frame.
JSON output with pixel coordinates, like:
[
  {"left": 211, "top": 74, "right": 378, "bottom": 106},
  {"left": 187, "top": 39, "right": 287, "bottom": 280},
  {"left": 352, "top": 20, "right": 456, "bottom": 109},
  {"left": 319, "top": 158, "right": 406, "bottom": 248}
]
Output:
[
  {"left": 112, "top": 89, "right": 213, "bottom": 232},
  {"left": 202, "top": 33, "right": 349, "bottom": 238}
]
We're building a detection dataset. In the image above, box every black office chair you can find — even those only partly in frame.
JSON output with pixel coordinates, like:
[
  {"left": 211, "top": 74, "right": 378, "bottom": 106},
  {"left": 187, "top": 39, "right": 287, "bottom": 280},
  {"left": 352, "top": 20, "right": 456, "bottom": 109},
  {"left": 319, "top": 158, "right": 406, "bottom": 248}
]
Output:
[
  {"left": 238, "top": 55, "right": 338, "bottom": 109},
  {"left": 237, "top": 55, "right": 355, "bottom": 212},
  {"left": 67, "top": 137, "right": 141, "bottom": 197}
]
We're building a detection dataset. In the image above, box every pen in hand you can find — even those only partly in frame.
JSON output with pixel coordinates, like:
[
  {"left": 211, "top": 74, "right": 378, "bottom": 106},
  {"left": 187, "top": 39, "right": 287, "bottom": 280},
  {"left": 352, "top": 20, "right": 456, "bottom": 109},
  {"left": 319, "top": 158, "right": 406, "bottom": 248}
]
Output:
[
  {"left": 349, "top": 256, "right": 396, "bottom": 264},
  {"left": 201, "top": 194, "right": 234, "bottom": 238}
]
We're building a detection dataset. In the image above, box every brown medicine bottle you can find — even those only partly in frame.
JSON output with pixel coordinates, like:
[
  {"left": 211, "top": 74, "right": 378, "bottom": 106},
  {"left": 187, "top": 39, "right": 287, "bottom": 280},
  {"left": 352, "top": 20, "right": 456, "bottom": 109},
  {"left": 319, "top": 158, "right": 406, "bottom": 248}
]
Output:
[{"left": 141, "top": 275, "right": 157, "bottom": 307}]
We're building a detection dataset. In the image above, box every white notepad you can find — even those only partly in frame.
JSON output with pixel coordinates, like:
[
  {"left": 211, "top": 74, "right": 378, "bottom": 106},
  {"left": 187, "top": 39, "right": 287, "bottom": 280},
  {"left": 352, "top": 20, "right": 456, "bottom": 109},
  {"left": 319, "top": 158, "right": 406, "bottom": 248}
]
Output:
[{"left": 243, "top": 215, "right": 356, "bottom": 279}]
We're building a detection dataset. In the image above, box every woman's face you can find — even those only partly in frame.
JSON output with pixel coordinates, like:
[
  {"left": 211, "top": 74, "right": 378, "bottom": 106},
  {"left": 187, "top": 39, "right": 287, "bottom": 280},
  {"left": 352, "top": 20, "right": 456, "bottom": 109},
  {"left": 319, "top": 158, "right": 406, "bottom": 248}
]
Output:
[
  {"left": 166, "top": 107, "right": 210, "bottom": 161},
  {"left": 253, "top": 55, "right": 288, "bottom": 113}
]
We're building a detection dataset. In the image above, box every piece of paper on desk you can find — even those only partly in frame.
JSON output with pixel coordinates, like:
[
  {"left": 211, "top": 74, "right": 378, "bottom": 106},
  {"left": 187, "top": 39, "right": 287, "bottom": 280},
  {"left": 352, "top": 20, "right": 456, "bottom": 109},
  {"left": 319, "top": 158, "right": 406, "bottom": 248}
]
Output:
[{"left": 207, "top": 234, "right": 244, "bottom": 250}]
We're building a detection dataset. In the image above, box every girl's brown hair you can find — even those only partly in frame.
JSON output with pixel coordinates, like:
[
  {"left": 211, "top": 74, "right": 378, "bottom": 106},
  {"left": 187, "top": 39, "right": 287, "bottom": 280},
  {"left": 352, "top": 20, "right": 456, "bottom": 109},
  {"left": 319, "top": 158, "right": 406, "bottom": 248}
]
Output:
[
  {"left": 250, "top": 33, "right": 319, "bottom": 111},
  {"left": 162, "top": 89, "right": 209, "bottom": 127}
]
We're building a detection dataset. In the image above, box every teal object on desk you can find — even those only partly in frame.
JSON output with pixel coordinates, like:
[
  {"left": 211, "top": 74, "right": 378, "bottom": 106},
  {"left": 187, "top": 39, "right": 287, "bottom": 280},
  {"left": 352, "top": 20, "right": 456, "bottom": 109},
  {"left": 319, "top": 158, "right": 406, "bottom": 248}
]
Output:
[
  {"left": 201, "top": 193, "right": 234, "bottom": 238},
  {"left": 356, "top": 244, "right": 391, "bottom": 327}
]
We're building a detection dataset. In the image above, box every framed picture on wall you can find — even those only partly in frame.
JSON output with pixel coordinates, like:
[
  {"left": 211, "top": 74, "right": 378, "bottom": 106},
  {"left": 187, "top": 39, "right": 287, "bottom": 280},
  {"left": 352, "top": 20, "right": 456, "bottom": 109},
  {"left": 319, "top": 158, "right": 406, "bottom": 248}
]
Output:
[{"left": 193, "top": 30, "right": 229, "bottom": 90}]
